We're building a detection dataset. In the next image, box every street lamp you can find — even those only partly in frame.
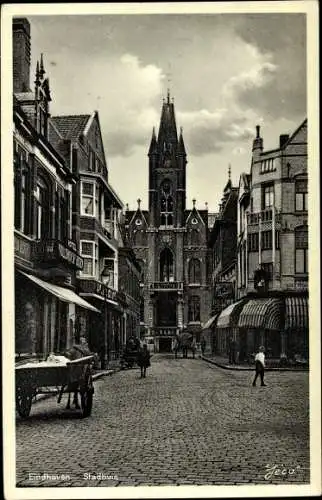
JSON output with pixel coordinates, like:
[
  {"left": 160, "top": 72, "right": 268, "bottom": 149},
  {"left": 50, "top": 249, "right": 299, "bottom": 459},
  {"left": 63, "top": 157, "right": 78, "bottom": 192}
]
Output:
[{"left": 101, "top": 268, "right": 110, "bottom": 369}]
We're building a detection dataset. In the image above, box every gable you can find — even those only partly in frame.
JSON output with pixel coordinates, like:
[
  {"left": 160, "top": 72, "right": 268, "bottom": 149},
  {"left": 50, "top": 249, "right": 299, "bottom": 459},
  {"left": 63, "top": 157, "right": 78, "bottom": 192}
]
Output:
[{"left": 85, "top": 113, "right": 107, "bottom": 166}]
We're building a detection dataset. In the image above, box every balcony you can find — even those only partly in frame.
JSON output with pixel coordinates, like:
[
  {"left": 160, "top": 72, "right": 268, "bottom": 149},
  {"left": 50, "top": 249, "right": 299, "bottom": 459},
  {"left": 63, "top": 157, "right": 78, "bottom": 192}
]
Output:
[
  {"left": 78, "top": 278, "right": 118, "bottom": 302},
  {"left": 14, "top": 231, "right": 33, "bottom": 264},
  {"left": 150, "top": 281, "right": 183, "bottom": 291},
  {"left": 247, "top": 208, "right": 281, "bottom": 227},
  {"left": 33, "top": 239, "right": 83, "bottom": 270}
]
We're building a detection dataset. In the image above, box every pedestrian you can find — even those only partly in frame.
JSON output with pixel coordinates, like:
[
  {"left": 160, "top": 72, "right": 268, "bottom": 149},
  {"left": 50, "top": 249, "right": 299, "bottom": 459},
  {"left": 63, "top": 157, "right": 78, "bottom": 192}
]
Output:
[
  {"left": 201, "top": 337, "right": 206, "bottom": 356},
  {"left": 137, "top": 343, "right": 151, "bottom": 378},
  {"left": 252, "top": 345, "right": 266, "bottom": 387}
]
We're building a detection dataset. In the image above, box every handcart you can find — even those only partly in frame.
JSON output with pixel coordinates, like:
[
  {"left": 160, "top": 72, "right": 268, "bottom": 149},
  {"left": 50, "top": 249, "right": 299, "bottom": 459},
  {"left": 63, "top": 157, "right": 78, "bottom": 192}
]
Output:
[{"left": 15, "top": 355, "right": 95, "bottom": 419}]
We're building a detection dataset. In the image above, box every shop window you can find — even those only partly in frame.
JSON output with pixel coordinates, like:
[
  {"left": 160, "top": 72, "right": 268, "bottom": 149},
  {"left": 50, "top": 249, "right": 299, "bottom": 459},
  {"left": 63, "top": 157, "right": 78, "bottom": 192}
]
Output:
[
  {"left": 160, "top": 180, "right": 173, "bottom": 227},
  {"left": 35, "top": 176, "right": 50, "bottom": 240},
  {"left": 261, "top": 262, "right": 273, "bottom": 280},
  {"left": 188, "top": 258, "right": 201, "bottom": 283},
  {"left": 80, "top": 240, "right": 98, "bottom": 277},
  {"left": 295, "top": 179, "right": 308, "bottom": 212},
  {"left": 188, "top": 296, "right": 200, "bottom": 322},
  {"left": 295, "top": 226, "right": 308, "bottom": 273},
  {"left": 262, "top": 183, "right": 274, "bottom": 209},
  {"left": 261, "top": 230, "right": 272, "bottom": 250},
  {"left": 160, "top": 248, "right": 174, "bottom": 282}
]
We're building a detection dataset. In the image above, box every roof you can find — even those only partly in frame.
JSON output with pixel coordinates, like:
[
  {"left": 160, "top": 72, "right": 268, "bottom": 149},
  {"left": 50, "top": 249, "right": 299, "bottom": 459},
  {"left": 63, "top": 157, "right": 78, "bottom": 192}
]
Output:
[{"left": 50, "top": 115, "right": 91, "bottom": 141}]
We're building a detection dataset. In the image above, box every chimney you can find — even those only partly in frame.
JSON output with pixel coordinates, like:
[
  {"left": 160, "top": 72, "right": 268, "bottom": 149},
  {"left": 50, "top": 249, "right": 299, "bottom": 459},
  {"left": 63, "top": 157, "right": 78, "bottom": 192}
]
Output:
[
  {"left": 13, "top": 18, "right": 31, "bottom": 93},
  {"left": 252, "top": 124, "right": 263, "bottom": 160},
  {"left": 279, "top": 134, "right": 289, "bottom": 149}
]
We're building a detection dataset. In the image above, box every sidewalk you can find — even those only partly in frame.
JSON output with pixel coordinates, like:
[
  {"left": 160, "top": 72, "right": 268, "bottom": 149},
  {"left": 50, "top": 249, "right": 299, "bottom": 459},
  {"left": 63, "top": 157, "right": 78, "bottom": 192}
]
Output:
[{"left": 200, "top": 354, "right": 309, "bottom": 372}]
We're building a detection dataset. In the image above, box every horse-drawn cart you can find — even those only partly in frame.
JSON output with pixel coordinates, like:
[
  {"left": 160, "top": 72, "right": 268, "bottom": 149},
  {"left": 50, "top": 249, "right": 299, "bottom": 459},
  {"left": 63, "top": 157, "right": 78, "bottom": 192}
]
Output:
[{"left": 15, "top": 354, "right": 95, "bottom": 419}]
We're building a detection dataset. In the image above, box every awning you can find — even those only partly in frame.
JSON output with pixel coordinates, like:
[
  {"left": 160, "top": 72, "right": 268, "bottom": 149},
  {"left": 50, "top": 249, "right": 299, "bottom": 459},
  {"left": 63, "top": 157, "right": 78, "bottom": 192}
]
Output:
[
  {"left": 202, "top": 314, "right": 219, "bottom": 331},
  {"left": 217, "top": 301, "right": 245, "bottom": 328},
  {"left": 285, "top": 296, "right": 308, "bottom": 329},
  {"left": 238, "top": 298, "right": 281, "bottom": 330},
  {"left": 20, "top": 272, "right": 101, "bottom": 313}
]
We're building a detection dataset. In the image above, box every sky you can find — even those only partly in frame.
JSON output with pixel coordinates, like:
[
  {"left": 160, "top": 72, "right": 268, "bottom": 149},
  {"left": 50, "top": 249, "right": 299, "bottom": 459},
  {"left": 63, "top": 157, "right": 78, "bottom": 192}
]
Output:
[{"left": 27, "top": 12, "right": 307, "bottom": 213}]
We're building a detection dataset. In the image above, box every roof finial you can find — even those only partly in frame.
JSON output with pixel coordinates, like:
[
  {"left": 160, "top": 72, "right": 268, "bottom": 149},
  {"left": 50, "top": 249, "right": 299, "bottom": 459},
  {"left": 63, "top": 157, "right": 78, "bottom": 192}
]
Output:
[
  {"left": 137, "top": 198, "right": 141, "bottom": 209},
  {"left": 192, "top": 198, "right": 196, "bottom": 208},
  {"left": 228, "top": 163, "right": 231, "bottom": 181},
  {"left": 167, "top": 88, "right": 170, "bottom": 104},
  {"left": 35, "top": 60, "right": 40, "bottom": 86},
  {"left": 205, "top": 201, "right": 208, "bottom": 210},
  {"left": 126, "top": 203, "right": 129, "bottom": 212},
  {"left": 40, "top": 53, "right": 45, "bottom": 77},
  {"left": 256, "top": 125, "right": 260, "bottom": 138}
]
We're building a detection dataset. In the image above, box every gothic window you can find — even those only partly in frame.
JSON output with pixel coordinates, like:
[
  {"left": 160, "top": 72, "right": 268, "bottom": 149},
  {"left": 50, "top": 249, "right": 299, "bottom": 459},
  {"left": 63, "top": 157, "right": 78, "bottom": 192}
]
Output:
[
  {"left": 188, "top": 296, "right": 200, "bottom": 322},
  {"left": 160, "top": 248, "right": 174, "bottom": 282},
  {"left": 190, "top": 229, "right": 199, "bottom": 245},
  {"left": 160, "top": 180, "right": 174, "bottom": 227},
  {"left": 134, "top": 230, "right": 144, "bottom": 246},
  {"left": 295, "top": 226, "right": 308, "bottom": 273},
  {"left": 188, "top": 258, "right": 201, "bottom": 284}
]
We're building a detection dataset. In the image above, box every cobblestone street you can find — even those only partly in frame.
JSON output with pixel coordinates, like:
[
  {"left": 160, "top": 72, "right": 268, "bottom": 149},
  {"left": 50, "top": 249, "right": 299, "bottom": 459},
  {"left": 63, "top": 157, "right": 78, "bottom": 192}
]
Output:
[{"left": 16, "top": 355, "right": 310, "bottom": 487}]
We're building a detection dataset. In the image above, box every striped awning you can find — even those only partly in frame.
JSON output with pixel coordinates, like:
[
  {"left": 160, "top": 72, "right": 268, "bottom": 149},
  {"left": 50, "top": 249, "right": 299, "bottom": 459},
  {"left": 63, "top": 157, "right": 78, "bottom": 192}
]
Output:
[
  {"left": 217, "top": 301, "right": 245, "bottom": 328},
  {"left": 285, "top": 296, "right": 308, "bottom": 329},
  {"left": 202, "top": 314, "right": 219, "bottom": 331},
  {"left": 238, "top": 298, "right": 282, "bottom": 330}
]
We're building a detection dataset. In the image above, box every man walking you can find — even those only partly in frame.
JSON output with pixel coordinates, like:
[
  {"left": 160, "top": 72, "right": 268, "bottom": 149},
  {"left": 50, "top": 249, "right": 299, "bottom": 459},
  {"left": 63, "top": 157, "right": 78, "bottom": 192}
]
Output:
[{"left": 252, "top": 345, "right": 266, "bottom": 386}]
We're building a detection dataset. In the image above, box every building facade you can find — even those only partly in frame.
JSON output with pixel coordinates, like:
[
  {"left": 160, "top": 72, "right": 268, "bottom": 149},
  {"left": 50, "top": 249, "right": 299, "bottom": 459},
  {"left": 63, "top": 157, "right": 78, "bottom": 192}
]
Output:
[
  {"left": 49, "top": 112, "right": 128, "bottom": 368},
  {"left": 13, "top": 18, "right": 97, "bottom": 358},
  {"left": 213, "top": 120, "right": 308, "bottom": 363},
  {"left": 125, "top": 92, "right": 212, "bottom": 352}
]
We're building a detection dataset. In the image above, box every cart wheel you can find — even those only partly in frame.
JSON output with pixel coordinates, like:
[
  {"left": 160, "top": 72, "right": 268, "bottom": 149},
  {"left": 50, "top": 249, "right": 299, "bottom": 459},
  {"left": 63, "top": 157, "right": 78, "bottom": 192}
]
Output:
[
  {"left": 80, "top": 376, "right": 94, "bottom": 418},
  {"left": 16, "top": 387, "right": 33, "bottom": 418}
]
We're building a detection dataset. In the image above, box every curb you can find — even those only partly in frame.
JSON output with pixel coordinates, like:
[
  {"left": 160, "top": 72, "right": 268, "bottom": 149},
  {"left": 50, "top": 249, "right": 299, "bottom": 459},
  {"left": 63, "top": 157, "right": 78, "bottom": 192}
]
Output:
[{"left": 201, "top": 356, "right": 309, "bottom": 372}]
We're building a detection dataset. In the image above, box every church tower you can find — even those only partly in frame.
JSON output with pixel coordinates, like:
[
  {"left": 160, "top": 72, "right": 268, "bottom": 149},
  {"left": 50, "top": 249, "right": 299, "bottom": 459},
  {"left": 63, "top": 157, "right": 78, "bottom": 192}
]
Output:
[{"left": 126, "top": 90, "right": 210, "bottom": 353}]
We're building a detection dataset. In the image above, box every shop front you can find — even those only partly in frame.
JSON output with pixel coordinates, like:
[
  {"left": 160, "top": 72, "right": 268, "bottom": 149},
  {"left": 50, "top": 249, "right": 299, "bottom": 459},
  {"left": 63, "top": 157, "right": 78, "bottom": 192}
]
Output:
[{"left": 15, "top": 271, "right": 100, "bottom": 358}]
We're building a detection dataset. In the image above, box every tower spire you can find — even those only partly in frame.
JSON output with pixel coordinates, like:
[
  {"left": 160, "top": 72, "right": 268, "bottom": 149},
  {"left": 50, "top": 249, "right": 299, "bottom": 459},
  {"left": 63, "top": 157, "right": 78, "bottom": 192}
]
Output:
[{"left": 228, "top": 163, "right": 231, "bottom": 181}]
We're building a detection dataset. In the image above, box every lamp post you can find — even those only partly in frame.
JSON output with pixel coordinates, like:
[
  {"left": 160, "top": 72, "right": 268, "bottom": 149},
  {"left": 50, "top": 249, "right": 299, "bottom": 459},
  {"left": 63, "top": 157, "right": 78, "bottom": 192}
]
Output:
[{"left": 101, "top": 268, "right": 110, "bottom": 369}]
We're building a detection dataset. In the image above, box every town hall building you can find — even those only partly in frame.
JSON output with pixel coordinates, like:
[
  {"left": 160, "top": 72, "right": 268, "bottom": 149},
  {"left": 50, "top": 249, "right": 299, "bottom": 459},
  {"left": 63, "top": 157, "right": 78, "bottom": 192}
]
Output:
[{"left": 125, "top": 91, "right": 212, "bottom": 352}]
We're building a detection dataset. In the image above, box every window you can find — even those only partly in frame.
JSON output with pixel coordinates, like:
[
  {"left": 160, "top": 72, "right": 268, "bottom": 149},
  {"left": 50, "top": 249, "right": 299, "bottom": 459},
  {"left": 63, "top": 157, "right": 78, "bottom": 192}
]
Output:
[
  {"left": 102, "top": 258, "right": 114, "bottom": 287},
  {"left": 188, "top": 258, "right": 201, "bottom": 283},
  {"left": 134, "top": 230, "right": 144, "bottom": 246},
  {"left": 188, "top": 296, "right": 200, "bottom": 322},
  {"left": 261, "top": 230, "right": 272, "bottom": 250},
  {"left": 262, "top": 184, "right": 274, "bottom": 209},
  {"left": 160, "top": 248, "right": 174, "bottom": 282},
  {"left": 190, "top": 229, "right": 199, "bottom": 245},
  {"left": 80, "top": 241, "right": 98, "bottom": 277},
  {"left": 275, "top": 230, "right": 280, "bottom": 249},
  {"left": 14, "top": 144, "right": 31, "bottom": 234},
  {"left": 295, "top": 179, "right": 308, "bottom": 211},
  {"left": 295, "top": 226, "right": 308, "bottom": 273},
  {"left": 261, "top": 263, "right": 273, "bottom": 280},
  {"left": 247, "top": 233, "right": 259, "bottom": 252},
  {"left": 140, "top": 299, "right": 145, "bottom": 323},
  {"left": 35, "top": 176, "right": 50, "bottom": 240},
  {"left": 160, "top": 180, "right": 174, "bottom": 227},
  {"left": 261, "top": 158, "right": 275, "bottom": 173},
  {"left": 81, "top": 181, "right": 98, "bottom": 217}
]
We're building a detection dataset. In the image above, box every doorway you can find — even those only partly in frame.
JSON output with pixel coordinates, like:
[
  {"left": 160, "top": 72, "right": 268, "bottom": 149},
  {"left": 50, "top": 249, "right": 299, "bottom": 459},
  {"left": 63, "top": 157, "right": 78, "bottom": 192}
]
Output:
[{"left": 159, "top": 337, "right": 172, "bottom": 353}]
